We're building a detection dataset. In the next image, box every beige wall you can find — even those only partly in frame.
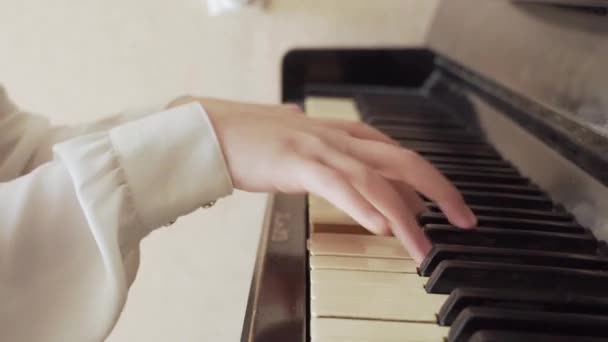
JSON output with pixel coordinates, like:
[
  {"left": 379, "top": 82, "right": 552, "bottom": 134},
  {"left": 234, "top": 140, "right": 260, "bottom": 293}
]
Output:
[
  {"left": 1, "top": 0, "right": 438, "bottom": 121},
  {"left": 0, "top": 1, "right": 439, "bottom": 340}
]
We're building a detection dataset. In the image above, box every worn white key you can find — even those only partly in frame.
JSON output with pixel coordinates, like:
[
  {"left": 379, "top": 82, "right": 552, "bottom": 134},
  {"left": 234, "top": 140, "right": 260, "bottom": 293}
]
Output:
[
  {"left": 305, "top": 97, "right": 361, "bottom": 121},
  {"left": 311, "top": 269, "right": 425, "bottom": 287},
  {"left": 308, "top": 195, "right": 370, "bottom": 234},
  {"left": 312, "top": 282, "right": 446, "bottom": 322},
  {"left": 309, "top": 233, "right": 411, "bottom": 259},
  {"left": 311, "top": 318, "right": 448, "bottom": 341},
  {"left": 310, "top": 255, "right": 417, "bottom": 273},
  {"left": 309, "top": 195, "right": 359, "bottom": 226}
]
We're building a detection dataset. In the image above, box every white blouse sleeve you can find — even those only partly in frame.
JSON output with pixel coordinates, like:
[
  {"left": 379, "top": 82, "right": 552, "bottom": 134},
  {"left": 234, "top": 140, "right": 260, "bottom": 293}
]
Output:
[{"left": 0, "top": 85, "right": 234, "bottom": 342}]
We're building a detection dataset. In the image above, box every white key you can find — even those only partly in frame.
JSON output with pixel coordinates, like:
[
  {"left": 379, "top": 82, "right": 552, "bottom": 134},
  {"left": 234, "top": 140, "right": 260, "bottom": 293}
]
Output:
[
  {"left": 312, "top": 282, "right": 446, "bottom": 323},
  {"left": 308, "top": 195, "right": 370, "bottom": 235},
  {"left": 309, "top": 233, "right": 411, "bottom": 259},
  {"left": 311, "top": 269, "right": 425, "bottom": 287},
  {"left": 309, "top": 195, "right": 359, "bottom": 226},
  {"left": 311, "top": 318, "right": 448, "bottom": 341},
  {"left": 310, "top": 255, "right": 418, "bottom": 273},
  {"left": 305, "top": 97, "right": 361, "bottom": 121}
]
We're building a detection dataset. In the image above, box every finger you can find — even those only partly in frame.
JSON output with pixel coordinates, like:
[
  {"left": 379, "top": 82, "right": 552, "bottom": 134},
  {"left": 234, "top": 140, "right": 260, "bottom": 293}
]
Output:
[
  {"left": 374, "top": 144, "right": 476, "bottom": 228},
  {"left": 312, "top": 119, "right": 398, "bottom": 146},
  {"left": 313, "top": 143, "right": 432, "bottom": 263},
  {"left": 390, "top": 181, "right": 426, "bottom": 216},
  {"left": 281, "top": 103, "right": 303, "bottom": 113},
  {"left": 292, "top": 157, "right": 389, "bottom": 235},
  {"left": 323, "top": 134, "right": 476, "bottom": 229}
]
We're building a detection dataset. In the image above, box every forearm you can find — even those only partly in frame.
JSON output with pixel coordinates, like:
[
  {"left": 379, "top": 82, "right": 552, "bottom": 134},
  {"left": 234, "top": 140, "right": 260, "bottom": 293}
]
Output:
[{"left": 0, "top": 101, "right": 233, "bottom": 342}]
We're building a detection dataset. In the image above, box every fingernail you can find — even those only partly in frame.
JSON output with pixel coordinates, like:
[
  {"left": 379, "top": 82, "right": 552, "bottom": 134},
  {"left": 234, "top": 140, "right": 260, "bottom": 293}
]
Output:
[
  {"left": 459, "top": 206, "right": 477, "bottom": 228},
  {"left": 412, "top": 238, "right": 432, "bottom": 265}
]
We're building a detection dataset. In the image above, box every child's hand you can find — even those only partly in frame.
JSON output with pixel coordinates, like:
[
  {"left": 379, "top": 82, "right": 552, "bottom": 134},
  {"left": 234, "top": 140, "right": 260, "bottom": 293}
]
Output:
[{"left": 170, "top": 96, "right": 477, "bottom": 263}]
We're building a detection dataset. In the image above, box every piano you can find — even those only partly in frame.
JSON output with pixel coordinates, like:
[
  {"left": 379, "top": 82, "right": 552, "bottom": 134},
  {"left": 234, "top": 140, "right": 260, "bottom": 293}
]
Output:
[{"left": 241, "top": 1, "right": 608, "bottom": 341}]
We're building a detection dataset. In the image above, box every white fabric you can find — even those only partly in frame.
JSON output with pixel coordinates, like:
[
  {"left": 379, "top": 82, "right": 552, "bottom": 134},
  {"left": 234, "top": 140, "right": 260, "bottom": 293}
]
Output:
[{"left": 0, "top": 84, "right": 234, "bottom": 341}]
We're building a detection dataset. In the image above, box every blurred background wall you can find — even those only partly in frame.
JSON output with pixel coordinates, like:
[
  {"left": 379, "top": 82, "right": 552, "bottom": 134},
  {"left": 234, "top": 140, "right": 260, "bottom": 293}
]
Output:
[{"left": 0, "top": 0, "right": 439, "bottom": 340}]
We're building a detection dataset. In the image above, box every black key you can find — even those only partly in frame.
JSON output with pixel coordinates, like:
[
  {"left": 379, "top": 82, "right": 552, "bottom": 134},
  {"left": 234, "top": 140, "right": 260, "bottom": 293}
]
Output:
[
  {"left": 380, "top": 126, "right": 468, "bottom": 135},
  {"left": 419, "top": 244, "right": 608, "bottom": 277},
  {"left": 358, "top": 100, "right": 452, "bottom": 117},
  {"left": 397, "top": 137, "right": 485, "bottom": 145},
  {"left": 409, "top": 146, "right": 497, "bottom": 158},
  {"left": 459, "top": 191, "right": 554, "bottom": 210},
  {"left": 356, "top": 94, "right": 446, "bottom": 112},
  {"left": 424, "top": 224, "right": 597, "bottom": 254},
  {"left": 434, "top": 164, "right": 519, "bottom": 175},
  {"left": 426, "top": 260, "right": 608, "bottom": 297},
  {"left": 451, "top": 182, "right": 543, "bottom": 196},
  {"left": 426, "top": 203, "right": 574, "bottom": 222},
  {"left": 438, "top": 288, "right": 608, "bottom": 326},
  {"left": 449, "top": 307, "right": 608, "bottom": 342},
  {"left": 423, "top": 193, "right": 553, "bottom": 208},
  {"left": 420, "top": 150, "right": 504, "bottom": 161},
  {"left": 470, "top": 330, "right": 608, "bottom": 342},
  {"left": 366, "top": 116, "right": 462, "bottom": 129},
  {"left": 442, "top": 171, "right": 529, "bottom": 185},
  {"left": 420, "top": 212, "right": 584, "bottom": 233},
  {"left": 380, "top": 127, "right": 482, "bottom": 144},
  {"left": 400, "top": 142, "right": 497, "bottom": 157},
  {"left": 424, "top": 155, "right": 511, "bottom": 167},
  {"left": 366, "top": 111, "right": 446, "bottom": 120}
]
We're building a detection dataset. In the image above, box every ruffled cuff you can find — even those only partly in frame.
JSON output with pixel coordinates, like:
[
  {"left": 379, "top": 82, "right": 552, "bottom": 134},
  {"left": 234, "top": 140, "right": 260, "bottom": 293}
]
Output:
[{"left": 53, "top": 102, "right": 234, "bottom": 253}]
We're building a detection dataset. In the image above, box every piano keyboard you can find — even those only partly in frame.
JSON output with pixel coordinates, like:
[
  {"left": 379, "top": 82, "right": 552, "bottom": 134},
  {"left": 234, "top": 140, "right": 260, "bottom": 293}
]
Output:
[{"left": 305, "top": 95, "right": 608, "bottom": 342}]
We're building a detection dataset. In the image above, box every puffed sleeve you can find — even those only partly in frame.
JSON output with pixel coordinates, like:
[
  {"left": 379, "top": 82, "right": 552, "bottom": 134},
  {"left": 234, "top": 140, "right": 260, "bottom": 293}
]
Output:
[{"left": 0, "top": 85, "right": 234, "bottom": 342}]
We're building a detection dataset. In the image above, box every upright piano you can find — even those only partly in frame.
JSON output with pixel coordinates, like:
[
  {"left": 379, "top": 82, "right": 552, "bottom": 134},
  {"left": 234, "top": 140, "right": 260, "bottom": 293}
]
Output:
[{"left": 241, "top": 1, "right": 608, "bottom": 341}]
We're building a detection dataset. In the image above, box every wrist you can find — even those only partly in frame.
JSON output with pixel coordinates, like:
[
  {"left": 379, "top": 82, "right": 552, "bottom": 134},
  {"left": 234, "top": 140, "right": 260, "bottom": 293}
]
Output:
[{"left": 167, "top": 95, "right": 198, "bottom": 109}]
